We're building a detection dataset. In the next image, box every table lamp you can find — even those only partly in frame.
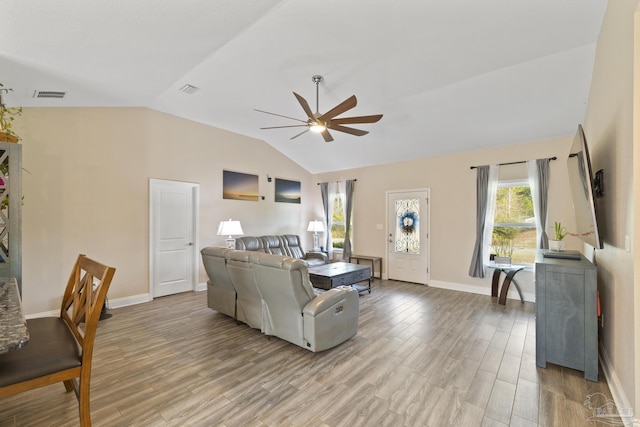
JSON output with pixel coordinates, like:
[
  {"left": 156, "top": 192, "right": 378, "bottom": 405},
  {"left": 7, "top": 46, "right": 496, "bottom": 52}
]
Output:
[
  {"left": 307, "top": 220, "right": 325, "bottom": 252},
  {"left": 217, "top": 219, "right": 244, "bottom": 249}
]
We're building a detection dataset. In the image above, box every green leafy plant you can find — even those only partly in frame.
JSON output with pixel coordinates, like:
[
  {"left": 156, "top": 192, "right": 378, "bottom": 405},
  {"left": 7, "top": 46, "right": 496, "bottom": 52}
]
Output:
[
  {"left": 492, "top": 226, "right": 519, "bottom": 257},
  {"left": 0, "top": 83, "right": 23, "bottom": 141},
  {"left": 554, "top": 221, "right": 568, "bottom": 241}
]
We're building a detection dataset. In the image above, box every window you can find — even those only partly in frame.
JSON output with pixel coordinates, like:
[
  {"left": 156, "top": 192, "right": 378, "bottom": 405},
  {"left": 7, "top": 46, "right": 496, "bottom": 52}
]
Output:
[
  {"left": 492, "top": 180, "right": 537, "bottom": 264},
  {"left": 330, "top": 196, "right": 351, "bottom": 249}
]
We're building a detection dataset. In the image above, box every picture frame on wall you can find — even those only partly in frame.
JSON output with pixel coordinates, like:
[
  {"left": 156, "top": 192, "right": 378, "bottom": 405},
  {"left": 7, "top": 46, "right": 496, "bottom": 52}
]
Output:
[
  {"left": 274, "top": 178, "right": 301, "bottom": 204},
  {"left": 223, "top": 170, "right": 259, "bottom": 201}
]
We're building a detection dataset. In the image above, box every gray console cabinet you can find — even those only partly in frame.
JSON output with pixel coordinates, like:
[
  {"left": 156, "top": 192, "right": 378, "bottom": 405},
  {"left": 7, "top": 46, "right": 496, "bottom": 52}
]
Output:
[{"left": 535, "top": 250, "right": 598, "bottom": 381}]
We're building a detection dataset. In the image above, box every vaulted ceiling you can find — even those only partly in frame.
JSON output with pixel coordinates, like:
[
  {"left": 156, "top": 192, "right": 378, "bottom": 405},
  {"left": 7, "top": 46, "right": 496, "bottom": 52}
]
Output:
[{"left": 0, "top": 1, "right": 607, "bottom": 173}]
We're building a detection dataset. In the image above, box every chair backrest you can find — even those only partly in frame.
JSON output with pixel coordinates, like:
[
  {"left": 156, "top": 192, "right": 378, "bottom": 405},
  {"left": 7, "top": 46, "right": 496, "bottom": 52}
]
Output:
[
  {"left": 61, "top": 254, "right": 116, "bottom": 364},
  {"left": 225, "top": 250, "right": 263, "bottom": 329},
  {"left": 252, "top": 254, "right": 315, "bottom": 346},
  {"left": 260, "top": 235, "right": 287, "bottom": 256},
  {"left": 282, "top": 234, "right": 305, "bottom": 259},
  {"left": 0, "top": 254, "right": 115, "bottom": 427},
  {"left": 200, "top": 247, "right": 236, "bottom": 317},
  {"left": 235, "top": 236, "right": 264, "bottom": 252}
]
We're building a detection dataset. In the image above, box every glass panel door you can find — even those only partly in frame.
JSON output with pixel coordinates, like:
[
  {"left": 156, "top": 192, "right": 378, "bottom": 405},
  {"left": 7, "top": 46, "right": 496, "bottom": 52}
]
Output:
[{"left": 394, "top": 198, "right": 420, "bottom": 254}]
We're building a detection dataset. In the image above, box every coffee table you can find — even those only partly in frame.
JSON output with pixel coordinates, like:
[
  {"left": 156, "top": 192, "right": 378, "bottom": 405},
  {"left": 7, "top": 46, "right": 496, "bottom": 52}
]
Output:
[{"left": 308, "top": 262, "right": 371, "bottom": 294}]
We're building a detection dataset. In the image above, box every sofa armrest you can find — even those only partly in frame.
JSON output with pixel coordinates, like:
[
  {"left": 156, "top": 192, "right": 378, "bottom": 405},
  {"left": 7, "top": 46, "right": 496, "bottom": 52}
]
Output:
[
  {"left": 303, "top": 286, "right": 357, "bottom": 317},
  {"left": 305, "top": 251, "right": 329, "bottom": 263}
]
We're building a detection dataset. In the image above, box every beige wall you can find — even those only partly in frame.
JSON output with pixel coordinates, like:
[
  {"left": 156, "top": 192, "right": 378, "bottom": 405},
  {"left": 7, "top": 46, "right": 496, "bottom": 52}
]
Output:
[
  {"left": 582, "top": 0, "right": 640, "bottom": 415},
  {"left": 314, "top": 136, "right": 576, "bottom": 300},
  {"left": 18, "top": 107, "right": 313, "bottom": 314},
  {"left": 18, "top": 106, "right": 578, "bottom": 312}
]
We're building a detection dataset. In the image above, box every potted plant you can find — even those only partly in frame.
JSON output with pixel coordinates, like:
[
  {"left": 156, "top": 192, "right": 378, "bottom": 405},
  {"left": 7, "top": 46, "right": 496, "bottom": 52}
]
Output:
[
  {"left": 0, "top": 83, "right": 22, "bottom": 143},
  {"left": 549, "top": 221, "right": 567, "bottom": 251},
  {"left": 492, "top": 226, "right": 518, "bottom": 265}
]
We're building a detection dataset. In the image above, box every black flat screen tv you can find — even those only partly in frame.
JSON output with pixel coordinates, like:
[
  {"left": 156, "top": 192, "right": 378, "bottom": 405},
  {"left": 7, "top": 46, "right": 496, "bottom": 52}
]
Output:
[{"left": 566, "top": 124, "right": 603, "bottom": 249}]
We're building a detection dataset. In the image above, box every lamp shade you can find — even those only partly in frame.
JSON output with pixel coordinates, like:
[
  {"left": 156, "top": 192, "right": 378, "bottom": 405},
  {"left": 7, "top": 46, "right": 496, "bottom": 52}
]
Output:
[
  {"left": 217, "top": 219, "right": 244, "bottom": 236},
  {"left": 307, "top": 220, "right": 325, "bottom": 233}
]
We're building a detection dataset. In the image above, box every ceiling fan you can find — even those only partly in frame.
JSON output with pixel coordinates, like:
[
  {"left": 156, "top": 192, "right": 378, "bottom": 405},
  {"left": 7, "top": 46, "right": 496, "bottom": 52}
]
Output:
[{"left": 255, "top": 75, "right": 383, "bottom": 142}]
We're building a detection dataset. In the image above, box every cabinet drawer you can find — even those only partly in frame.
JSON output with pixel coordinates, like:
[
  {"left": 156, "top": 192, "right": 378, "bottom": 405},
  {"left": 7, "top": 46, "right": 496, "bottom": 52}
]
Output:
[{"left": 352, "top": 269, "right": 371, "bottom": 282}]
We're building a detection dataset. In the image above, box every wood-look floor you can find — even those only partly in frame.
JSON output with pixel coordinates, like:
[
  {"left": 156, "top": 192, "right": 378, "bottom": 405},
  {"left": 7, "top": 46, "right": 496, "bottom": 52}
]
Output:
[{"left": 0, "top": 280, "right": 620, "bottom": 426}]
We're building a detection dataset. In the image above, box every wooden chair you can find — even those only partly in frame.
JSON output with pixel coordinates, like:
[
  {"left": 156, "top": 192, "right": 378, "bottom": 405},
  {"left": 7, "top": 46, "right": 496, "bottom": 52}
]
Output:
[{"left": 0, "top": 254, "right": 116, "bottom": 427}]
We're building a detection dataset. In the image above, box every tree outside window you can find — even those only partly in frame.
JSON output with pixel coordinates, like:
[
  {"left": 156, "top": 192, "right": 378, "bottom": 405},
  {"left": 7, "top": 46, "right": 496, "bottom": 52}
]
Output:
[
  {"left": 492, "top": 181, "right": 537, "bottom": 264},
  {"left": 330, "top": 197, "right": 351, "bottom": 249}
]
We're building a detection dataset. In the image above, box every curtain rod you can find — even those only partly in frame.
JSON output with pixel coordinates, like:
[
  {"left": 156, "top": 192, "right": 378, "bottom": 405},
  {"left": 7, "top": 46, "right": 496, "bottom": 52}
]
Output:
[
  {"left": 317, "top": 179, "right": 357, "bottom": 185},
  {"left": 469, "top": 156, "right": 556, "bottom": 170}
]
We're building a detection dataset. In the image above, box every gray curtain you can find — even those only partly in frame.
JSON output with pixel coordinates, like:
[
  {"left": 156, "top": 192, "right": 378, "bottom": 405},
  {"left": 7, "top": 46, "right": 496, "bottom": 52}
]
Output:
[
  {"left": 469, "top": 165, "right": 492, "bottom": 278},
  {"left": 528, "top": 159, "right": 550, "bottom": 249},
  {"left": 342, "top": 180, "right": 355, "bottom": 260}
]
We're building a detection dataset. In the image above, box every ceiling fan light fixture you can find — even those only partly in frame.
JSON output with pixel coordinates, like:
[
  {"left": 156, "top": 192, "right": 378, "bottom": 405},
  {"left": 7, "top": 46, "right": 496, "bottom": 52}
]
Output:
[
  {"left": 255, "top": 74, "right": 383, "bottom": 142},
  {"left": 310, "top": 122, "right": 326, "bottom": 133}
]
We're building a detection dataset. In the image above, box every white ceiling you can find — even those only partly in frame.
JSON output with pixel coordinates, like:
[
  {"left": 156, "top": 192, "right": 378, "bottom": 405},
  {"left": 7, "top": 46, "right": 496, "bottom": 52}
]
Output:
[{"left": 0, "top": 0, "right": 607, "bottom": 173}]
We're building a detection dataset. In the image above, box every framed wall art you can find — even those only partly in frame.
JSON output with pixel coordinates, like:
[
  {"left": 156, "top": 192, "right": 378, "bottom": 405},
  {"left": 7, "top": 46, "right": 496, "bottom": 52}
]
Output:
[
  {"left": 274, "top": 178, "right": 301, "bottom": 204},
  {"left": 223, "top": 170, "right": 259, "bottom": 201}
]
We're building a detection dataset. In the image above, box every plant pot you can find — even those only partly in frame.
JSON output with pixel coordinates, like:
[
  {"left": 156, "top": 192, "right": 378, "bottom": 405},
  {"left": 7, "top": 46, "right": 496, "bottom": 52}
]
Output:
[
  {"left": 0, "top": 132, "right": 18, "bottom": 143},
  {"left": 549, "top": 240, "right": 565, "bottom": 251},
  {"left": 494, "top": 256, "right": 511, "bottom": 265}
]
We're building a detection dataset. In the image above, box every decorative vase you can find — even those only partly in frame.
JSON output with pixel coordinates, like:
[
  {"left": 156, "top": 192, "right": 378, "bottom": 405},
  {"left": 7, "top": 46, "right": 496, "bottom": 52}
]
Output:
[
  {"left": 549, "top": 240, "right": 565, "bottom": 251},
  {"left": 494, "top": 256, "right": 511, "bottom": 265}
]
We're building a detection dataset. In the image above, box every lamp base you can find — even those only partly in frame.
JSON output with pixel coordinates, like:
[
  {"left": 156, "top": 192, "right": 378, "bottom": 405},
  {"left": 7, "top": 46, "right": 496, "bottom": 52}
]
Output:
[
  {"left": 226, "top": 238, "right": 236, "bottom": 249},
  {"left": 312, "top": 233, "right": 320, "bottom": 252}
]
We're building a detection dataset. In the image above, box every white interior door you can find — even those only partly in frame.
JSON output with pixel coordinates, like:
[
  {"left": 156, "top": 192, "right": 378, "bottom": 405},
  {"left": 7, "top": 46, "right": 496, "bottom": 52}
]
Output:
[
  {"left": 150, "top": 179, "right": 199, "bottom": 298},
  {"left": 387, "top": 189, "right": 430, "bottom": 284}
]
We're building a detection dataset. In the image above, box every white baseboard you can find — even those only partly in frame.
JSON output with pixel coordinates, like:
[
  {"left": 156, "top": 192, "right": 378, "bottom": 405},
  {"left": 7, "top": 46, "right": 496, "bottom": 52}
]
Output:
[
  {"left": 107, "top": 293, "right": 151, "bottom": 309},
  {"left": 26, "top": 293, "right": 151, "bottom": 319},
  {"left": 28, "top": 286, "right": 207, "bottom": 319},
  {"left": 428, "top": 279, "right": 535, "bottom": 302},
  {"left": 599, "top": 342, "right": 638, "bottom": 426}
]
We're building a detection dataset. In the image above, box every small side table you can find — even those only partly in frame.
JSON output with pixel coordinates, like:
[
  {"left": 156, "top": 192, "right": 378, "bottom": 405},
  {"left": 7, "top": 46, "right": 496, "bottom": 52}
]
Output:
[
  {"left": 488, "top": 264, "right": 525, "bottom": 305},
  {"left": 348, "top": 255, "right": 382, "bottom": 280}
]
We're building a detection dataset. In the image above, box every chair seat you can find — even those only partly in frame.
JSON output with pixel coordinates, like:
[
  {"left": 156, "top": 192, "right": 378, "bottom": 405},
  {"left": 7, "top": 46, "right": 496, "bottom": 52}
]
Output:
[{"left": 0, "top": 317, "right": 81, "bottom": 387}]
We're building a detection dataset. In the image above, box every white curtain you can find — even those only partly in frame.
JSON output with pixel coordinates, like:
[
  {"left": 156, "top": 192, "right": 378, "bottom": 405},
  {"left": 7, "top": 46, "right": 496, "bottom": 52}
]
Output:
[
  {"left": 322, "top": 181, "right": 339, "bottom": 260},
  {"left": 484, "top": 165, "right": 500, "bottom": 264},
  {"left": 342, "top": 180, "right": 355, "bottom": 260}
]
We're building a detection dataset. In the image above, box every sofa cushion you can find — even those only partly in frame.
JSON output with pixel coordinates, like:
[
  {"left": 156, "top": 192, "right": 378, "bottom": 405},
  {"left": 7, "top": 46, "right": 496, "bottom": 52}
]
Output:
[
  {"left": 282, "top": 234, "right": 305, "bottom": 258},
  {"left": 261, "top": 235, "right": 287, "bottom": 256},
  {"left": 235, "top": 236, "right": 264, "bottom": 252},
  {"left": 282, "top": 234, "right": 328, "bottom": 266}
]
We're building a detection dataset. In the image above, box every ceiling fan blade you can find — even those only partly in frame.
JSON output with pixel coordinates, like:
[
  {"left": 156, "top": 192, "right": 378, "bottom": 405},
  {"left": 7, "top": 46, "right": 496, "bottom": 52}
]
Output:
[
  {"left": 261, "top": 124, "right": 309, "bottom": 130},
  {"left": 319, "top": 95, "right": 357, "bottom": 121},
  {"left": 254, "top": 109, "right": 308, "bottom": 124},
  {"left": 328, "top": 123, "right": 369, "bottom": 136},
  {"left": 330, "top": 114, "right": 383, "bottom": 125},
  {"left": 293, "top": 92, "right": 315, "bottom": 119},
  {"left": 321, "top": 129, "right": 334, "bottom": 142},
  {"left": 290, "top": 129, "right": 310, "bottom": 140}
]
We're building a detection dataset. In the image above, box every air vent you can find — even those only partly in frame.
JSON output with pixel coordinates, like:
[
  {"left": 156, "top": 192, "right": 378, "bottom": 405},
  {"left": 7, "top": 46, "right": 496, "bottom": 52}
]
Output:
[
  {"left": 33, "top": 90, "right": 66, "bottom": 99},
  {"left": 179, "top": 84, "right": 199, "bottom": 95}
]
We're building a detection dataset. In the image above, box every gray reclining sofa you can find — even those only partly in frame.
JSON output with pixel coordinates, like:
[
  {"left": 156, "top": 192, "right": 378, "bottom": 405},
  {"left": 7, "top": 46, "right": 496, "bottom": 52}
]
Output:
[
  {"left": 200, "top": 247, "right": 359, "bottom": 352},
  {"left": 235, "top": 234, "right": 328, "bottom": 266}
]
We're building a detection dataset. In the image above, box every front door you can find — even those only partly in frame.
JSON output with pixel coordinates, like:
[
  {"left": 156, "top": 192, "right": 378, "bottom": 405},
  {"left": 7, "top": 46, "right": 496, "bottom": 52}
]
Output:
[
  {"left": 387, "top": 189, "right": 430, "bottom": 284},
  {"left": 150, "top": 179, "right": 199, "bottom": 297}
]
